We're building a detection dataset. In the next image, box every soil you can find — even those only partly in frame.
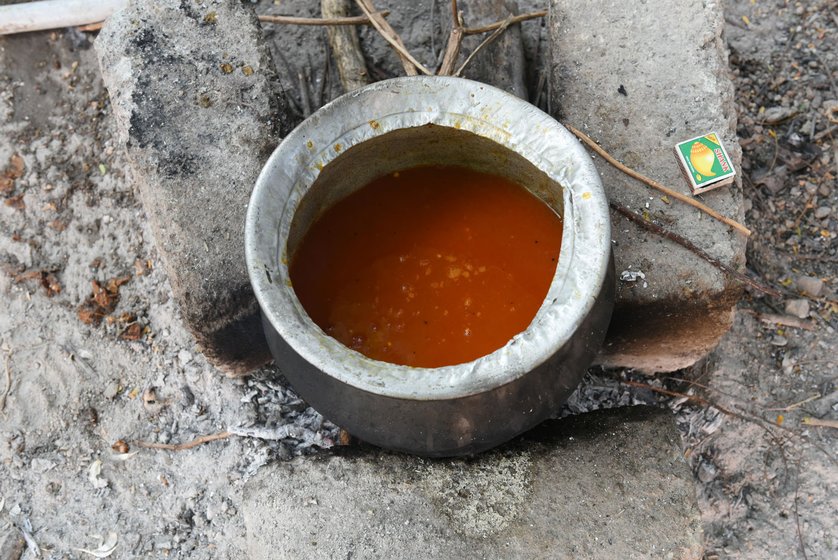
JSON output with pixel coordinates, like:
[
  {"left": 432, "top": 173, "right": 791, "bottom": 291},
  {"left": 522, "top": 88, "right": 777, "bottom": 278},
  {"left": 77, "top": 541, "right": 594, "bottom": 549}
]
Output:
[{"left": 0, "top": 0, "right": 836, "bottom": 559}]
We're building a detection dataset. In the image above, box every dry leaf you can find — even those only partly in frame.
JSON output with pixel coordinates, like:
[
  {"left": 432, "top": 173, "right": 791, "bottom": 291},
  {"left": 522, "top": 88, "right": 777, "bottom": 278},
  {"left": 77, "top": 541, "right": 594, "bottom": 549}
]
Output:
[
  {"left": 88, "top": 459, "right": 108, "bottom": 489},
  {"left": 4, "top": 194, "right": 25, "bottom": 210},
  {"left": 8, "top": 154, "right": 24, "bottom": 178},
  {"left": 0, "top": 154, "right": 24, "bottom": 195},
  {"left": 77, "top": 532, "right": 118, "bottom": 558},
  {"left": 43, "top": 273, "right": 62, "bottom": 297},
  {"left": 119, "top": 323, "right": 142, "bottom": 341},
  {"left": 78, "top": 306, "right": 102, "bottom": 325},
  {"left": 110, "top": 451, "right": 139, "bottom": 462},
  {"left": 106, "top": 275, "right": 131, "bottom": 293}
]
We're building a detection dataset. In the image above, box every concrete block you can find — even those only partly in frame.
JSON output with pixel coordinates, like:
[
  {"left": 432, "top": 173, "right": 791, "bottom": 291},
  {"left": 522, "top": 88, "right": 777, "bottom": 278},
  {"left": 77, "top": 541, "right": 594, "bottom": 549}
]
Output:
[
  {"left": 95, "top": 0, "right": 291, "bottom": 375},
  {"left": 550, "top": 0, "right": 746, "bottom": 371},
  {"left": 242, "top": 406, "right": 703, "bottom": 559}
]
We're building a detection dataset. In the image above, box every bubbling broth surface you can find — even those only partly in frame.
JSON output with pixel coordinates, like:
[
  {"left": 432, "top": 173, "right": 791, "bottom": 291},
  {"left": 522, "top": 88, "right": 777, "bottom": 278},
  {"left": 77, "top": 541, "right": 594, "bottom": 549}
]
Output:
[{"left": 290, "top": 165, "right": 563, "bottom": 368}]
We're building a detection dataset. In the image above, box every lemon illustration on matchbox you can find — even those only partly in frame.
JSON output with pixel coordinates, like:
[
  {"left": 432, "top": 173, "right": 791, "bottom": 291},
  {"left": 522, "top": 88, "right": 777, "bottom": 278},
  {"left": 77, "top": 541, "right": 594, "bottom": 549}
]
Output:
[{"left": 675, "top": 132, "right": 736, "bottom": 194}]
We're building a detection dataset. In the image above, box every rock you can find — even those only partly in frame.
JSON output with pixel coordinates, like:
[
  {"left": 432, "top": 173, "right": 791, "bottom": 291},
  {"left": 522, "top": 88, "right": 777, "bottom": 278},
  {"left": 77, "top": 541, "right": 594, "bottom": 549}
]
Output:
[
  {"left": 797, "top": 275, "right": 824, "bottom": 297},
  {"left": 242, "top": 407, "right": 703, "bottom": 560},
  {"left": 551, "top": 0, "right": 746, "bottom": 371},
  {"left": 814, "top": 206, "right": 831, "bottom": 219},
  {"left": 785, "top": 299, "right": 810, "bottom": 319},
  {"left": 177, "top": 349, "right": 193, "bottom": 366},
  {"left": 761, "top": 106, "right": 796, "bottom": 124},
  {"left": 758, "top": 174, "right": 787, "bottom": 195},
  {"left": 697, "top": 459, "right": 718, "bottom": 483},
  {"left": 0, "top": 529, "right": 25, "bottom": 560},
  {"left": 770, "top": 335, "right": 788, "bottom": 347},
  {"left": 95, "top": 0, "right": 291, "bottom": 376}
]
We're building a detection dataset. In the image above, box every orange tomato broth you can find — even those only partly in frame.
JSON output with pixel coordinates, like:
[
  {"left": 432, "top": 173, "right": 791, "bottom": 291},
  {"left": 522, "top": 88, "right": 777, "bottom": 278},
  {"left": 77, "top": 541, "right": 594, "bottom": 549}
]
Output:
[{"left": 289, "top": 165, "right": 563, "bottom": 368}]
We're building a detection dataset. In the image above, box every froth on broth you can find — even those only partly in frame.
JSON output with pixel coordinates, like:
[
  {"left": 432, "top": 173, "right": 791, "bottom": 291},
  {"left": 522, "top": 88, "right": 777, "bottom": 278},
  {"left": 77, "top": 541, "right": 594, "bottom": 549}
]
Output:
[{"left": 289, "top": 165, "right": 563, "bottom": 368}]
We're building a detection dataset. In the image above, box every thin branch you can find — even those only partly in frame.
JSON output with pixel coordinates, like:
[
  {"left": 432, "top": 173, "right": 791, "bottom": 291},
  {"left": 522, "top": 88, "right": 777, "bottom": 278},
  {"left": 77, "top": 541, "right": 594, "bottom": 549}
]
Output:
[
  {"left": 454, "top": 17, "right": 510, "bottom": 76},
  {"left": 321, "top": 0, "right": 369, "bottom": 93},
  {"left": 0, "top": 351, "right": 11, "bottom": 415},
  {"left": 622, "top": 380, "right": 740, "bottom": 418},
  {"left": 610, "top": 202, "right": 780, "bottom": 297},
  {"left": 438, "top": 0, "right": 463, "bottom": 75},
  {"left": 764, "top": 395, "right": 822, "bottom": 412},
  {"left": 463, "top": 10, "right": 546, "bottom": 35},
  {"left": 565, "top": 123, "right": 752, "bottom": 237},
  {"left": 257, "top": 11, "right": 389, "bottom": 26},
  {"left": 355, "top": 0, "right": 430, "bottom": 76},
  {"left": 134, "top": 430, "right": 231, "bottom": 451},
  {"left": 802, "top": 417, "right": 838, "bottom": 429},
  {"left": 794, "top": 458, "right": 810, "bottom": 560},
  {"left": 741, "top": 308, "right": 816, "bottom": 331}
]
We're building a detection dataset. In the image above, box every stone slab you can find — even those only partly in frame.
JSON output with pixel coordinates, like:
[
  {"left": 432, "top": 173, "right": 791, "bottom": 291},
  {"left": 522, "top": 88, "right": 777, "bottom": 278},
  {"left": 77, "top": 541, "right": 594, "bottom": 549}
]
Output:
[
  {"left": 242, "top": 406, "right": 703, "bottom": 560},
  {"left": 550, "top": 0, "right": 746, "bottom": 371},
  {"left": 95, "top": 0, "right": 290, "bottom": 375},
  {"left": 96, "top": 0, "right": 744, "bottom": 374}
]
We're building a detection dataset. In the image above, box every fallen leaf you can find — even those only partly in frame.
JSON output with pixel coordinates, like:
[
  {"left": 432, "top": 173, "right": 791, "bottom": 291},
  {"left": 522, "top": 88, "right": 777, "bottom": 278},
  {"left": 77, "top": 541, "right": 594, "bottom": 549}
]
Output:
[
  {"left": 77, "top": 532, "right": 118, "bottom": 558},
  {"left": 106, "top": 275, "right": 131, "bottom": 294},
  {"left": 1, "top": 154, "right": 24, "bottom": 195},
  {"left": 4, "top": 194, "right": 25, "bottom": 210},
  {"left": 119, "top": 323, "right": 142, "bottom": 341},
  {"left": 48, "top": 219, "right": 67, "bottom": 232},
  {"left": 110, "top": 450, "right": 139, "bottom": 462},
  {"left": 91, "top": 280, "right": 113, "bottom": 309},
  {"left": 42, "top": 273, "right": 62, "bottom": 297},
  {"left": 87, "top": 459, "right": 108, "bottom": 489},
  {"left": 78, "top": 306, "right": 103, "bottom": 325}
]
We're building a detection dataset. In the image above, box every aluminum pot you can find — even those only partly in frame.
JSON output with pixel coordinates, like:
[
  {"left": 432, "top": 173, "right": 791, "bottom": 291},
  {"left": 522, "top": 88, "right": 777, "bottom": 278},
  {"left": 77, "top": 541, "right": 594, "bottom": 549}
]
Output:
[{"left": 246, "top": 76, "right": 614, "bottom": 457}]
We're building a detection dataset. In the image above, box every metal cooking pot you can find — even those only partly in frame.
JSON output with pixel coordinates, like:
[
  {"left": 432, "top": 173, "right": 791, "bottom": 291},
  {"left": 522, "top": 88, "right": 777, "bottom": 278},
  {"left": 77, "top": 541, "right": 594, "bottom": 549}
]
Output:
[{"left": 246, "top": 76, "right": 614, "bottom": 457}]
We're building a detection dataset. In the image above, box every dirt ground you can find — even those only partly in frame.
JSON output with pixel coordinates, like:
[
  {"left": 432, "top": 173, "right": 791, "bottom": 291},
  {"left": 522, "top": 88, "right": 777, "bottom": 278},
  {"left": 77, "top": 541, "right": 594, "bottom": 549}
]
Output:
[{"left": 0, "top": 0, "right": 836, "bottom": 559}]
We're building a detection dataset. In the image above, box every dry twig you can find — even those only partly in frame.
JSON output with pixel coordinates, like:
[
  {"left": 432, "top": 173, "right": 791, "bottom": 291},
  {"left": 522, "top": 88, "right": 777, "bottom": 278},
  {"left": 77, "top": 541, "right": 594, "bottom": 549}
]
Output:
[
  {"left": 355, "top": 0, "right": 430, "bottom": 75},
  {"left": 258, "top": 11, "right": 389, "bottom": 26},
  {"left": 438, "top": 0, "right": 464, "bottom": 75},
  {"left": 0, "top": 351, "right": 11, "bottom": 414},
  {"left": 321, "top": 0, "right": 369, "bottom": 92},
  {"left": 454, "top": 17, "right": 511, "bottom": 76},
  {"left": 566, "top": 123, "right": 752, "bottom": 237},
  {"left": 742, "top": 309, "right": 816, "bottom": 331},
  {"left": 802, "top": 417, "right": 838, "bottom": 429},
  {"left": 134, "top": 430, "right": 231, "bottom": 451},
  {"left": 463, "top": 9, "right": 547, "bottom": 34},
  {"left": 610, "top": 203, "right": 780, "bottom": 297},
  {"left": 765, "top": 395, "right": 822, "bottom": 412}
]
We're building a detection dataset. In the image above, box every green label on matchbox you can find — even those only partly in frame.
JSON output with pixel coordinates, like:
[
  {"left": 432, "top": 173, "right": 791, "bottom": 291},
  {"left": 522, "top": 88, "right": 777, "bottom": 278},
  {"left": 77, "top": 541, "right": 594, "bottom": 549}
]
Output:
[{"left": 675, "top": 133, "right": 735, "bottom": 191}]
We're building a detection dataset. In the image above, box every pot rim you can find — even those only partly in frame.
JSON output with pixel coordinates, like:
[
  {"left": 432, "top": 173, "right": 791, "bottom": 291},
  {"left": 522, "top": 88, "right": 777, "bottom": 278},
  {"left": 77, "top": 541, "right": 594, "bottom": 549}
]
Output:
[{"left": 245, "top": 76, "right": 610, "bottom": 401}]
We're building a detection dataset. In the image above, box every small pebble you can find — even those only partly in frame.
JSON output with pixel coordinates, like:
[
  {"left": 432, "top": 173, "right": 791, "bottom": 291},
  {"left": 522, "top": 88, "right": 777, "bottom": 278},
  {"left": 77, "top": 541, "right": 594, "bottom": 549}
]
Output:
[
  {"left": 178, "top": 349, "right": 193, "bottom": 366},
  {"left": 770, "top": 335, "right": 788, "bottom": 347},
  {"left": 698, "top": 461, "right": 718, "bottom": 483},
  {"left": 103, "top": 381, "right": 119, "bottom": 400},
  {"left": 142, "top": 387, "right": 164, "bottom": 415},
  {"left": 785, "top": 299, "right": 810, "bottom": 319},
  {"left": 814, "top": 206, "right": 830, "bottom": 219},
  {"left": 797, "top": 276, "right": 824, "bottom": 297},
  {"left": 762, "top": 106, "right": 795, "bottom": 123}
]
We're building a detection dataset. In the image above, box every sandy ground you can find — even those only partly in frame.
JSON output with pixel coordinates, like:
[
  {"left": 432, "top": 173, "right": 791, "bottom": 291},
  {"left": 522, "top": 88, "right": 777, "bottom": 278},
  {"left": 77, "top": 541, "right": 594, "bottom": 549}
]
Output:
[{"left": 0, "top": 0, "right": 836, "bottom": 559}]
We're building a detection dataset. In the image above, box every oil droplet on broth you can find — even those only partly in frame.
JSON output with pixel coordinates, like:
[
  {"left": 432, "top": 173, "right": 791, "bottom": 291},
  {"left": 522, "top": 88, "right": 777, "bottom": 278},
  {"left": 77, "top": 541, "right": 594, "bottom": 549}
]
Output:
[{"left": 290, "top": 165, "right": 563, "bottom": 368}]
